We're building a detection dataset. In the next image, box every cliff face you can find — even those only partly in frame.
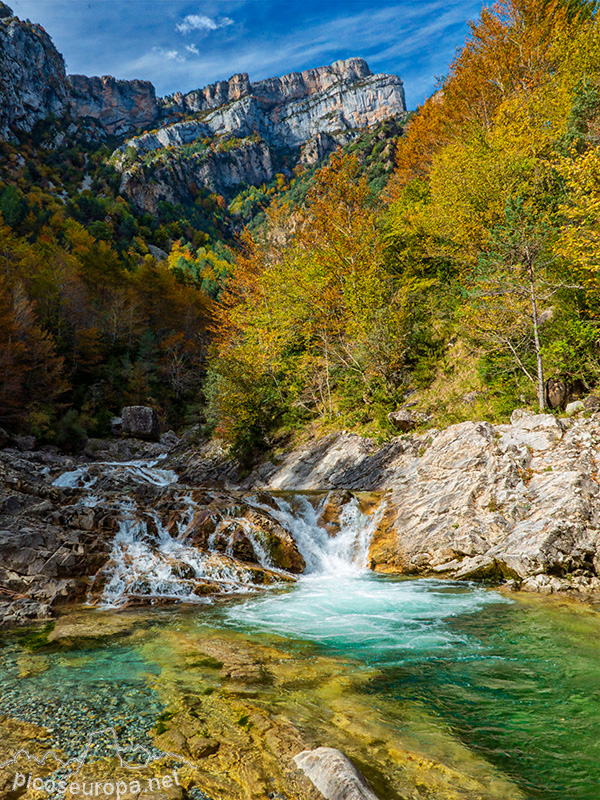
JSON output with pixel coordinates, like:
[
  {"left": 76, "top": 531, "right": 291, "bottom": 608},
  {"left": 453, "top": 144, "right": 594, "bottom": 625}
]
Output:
[
  {"left": 120, "top": 139, "right": 274, "bottom": 215},
  {"left": 0, "top": 4, "right": 70, "bottom": 141},
  {"left": 160, "top": 58, "right": 374, "bottom": 116},
  {"left": 129, "top": 58, "right": 405, "bottom": 154},
  {"left": 115, "top": 58, "right": 406, "bottom": 208},
  {"left": 68, "top": 74, "right": 157, "bottom": 136}
]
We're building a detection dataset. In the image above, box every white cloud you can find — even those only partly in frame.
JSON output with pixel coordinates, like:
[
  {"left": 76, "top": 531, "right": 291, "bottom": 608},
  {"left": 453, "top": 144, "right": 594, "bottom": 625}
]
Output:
[
  {"left": 185, "top": 43, "right": 200, "bottom": 55},
  {"left": 176, "top": 14, "right": 233, "bottom": 34},
  {"left": 153, "top": 46, "right": 185, "bottom": 63}
]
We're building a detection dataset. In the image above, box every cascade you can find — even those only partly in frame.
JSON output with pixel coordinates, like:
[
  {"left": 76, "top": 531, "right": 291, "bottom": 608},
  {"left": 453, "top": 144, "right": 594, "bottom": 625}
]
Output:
[{"left": 53, "top": 459, "right": 386, "bottom": 608}]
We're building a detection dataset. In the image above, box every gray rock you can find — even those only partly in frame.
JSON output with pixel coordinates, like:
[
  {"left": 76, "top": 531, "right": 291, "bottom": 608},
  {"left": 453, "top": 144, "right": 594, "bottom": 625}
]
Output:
[
  {"left": 293, "top": 747, "right": 379, "bottom": 800},
  {"left": 565, "top": 400, "right": 585, "bottom": 416},
  {"left": 121, "top": 406, "right": 160, "bottom": 441},
  {"left": 14, "top": 435, "right": 36, "bottom": 452},
  {"left": 0, "top": 10, "right": 69, "bottom": 140},
  {"left": 160, "top": 430, "right": 179, "bottom": 448},
  {"left": 387, "top": 410, "right": 416, "bottom": 432},
  {"left": 147, "top": 244, "right": 168, "bottom": 262},
  {"left": 110, "top": 416, "right": 123, "bottom": 436},
  {"left": 584, "top": 395, "right": 600, "bottom": 412}
]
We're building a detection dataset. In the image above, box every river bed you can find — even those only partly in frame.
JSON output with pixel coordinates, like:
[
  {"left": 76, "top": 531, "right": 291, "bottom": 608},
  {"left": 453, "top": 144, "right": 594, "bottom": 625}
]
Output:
[{"left": 1, "top": 577, "right": 600, "bottom": 799}]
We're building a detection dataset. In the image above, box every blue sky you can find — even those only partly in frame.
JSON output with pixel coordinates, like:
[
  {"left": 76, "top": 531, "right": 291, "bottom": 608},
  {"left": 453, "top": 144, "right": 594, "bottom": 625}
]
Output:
[{"left": 10, "top": 0, "right": 485, "bottom": 109}]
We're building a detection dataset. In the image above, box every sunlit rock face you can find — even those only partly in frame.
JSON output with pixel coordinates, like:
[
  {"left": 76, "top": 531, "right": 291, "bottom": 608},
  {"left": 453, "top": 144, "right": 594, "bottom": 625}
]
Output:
[
  {"left": 114, "top": 58, "right": 406, "bottom": 210},
  {"left": 125, "top": 58, "right": 406, "bottom": 155},
  {"left": 0, "top": 6, "right": 70, "bottom": 140},
  {"left": 68, "top": 75, "right": 157, "bottom": 136},
  {"left": 243, "top": 411, "right": 600, "bottom": 596}
]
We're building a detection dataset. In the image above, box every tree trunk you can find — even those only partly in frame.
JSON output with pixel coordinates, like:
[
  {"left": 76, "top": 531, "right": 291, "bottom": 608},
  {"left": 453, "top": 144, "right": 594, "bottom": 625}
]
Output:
[{"left": 529, "top": 269, "right": 545, "bottom": 411}]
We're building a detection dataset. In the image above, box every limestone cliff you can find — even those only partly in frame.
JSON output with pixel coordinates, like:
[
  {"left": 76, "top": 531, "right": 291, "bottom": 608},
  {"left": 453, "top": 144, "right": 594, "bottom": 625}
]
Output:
[
  {"left": 124, "top": 58, "right": 405, "bottom": 154},
  {"left": 120, "top": 138, "right": 273, "bottom": 215},
  {"left": 0, "top": 3, "right": 70, "bottom": 141},
  {"left": 115, "top": 58, "right": 406, "bottom": 209},
  {"left": 68, "top": 74, "right": 157, "bottom": 136}
]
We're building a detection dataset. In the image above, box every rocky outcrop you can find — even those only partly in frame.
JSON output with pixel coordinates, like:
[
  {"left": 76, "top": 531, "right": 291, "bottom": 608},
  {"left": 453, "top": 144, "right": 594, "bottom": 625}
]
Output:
[
  {"left": 0, "top": 5, "right": 70, "bottom": 141},
  {"left": 119, "top": 137, "right": 273, "bottom": 214},
  {"left": 244, "top": 409, "right": 600, "bottom": 597},
  {"left": 121, "top": 405, "right": 160, "bottom": 441},
  {"left": 68, "top": 74, "right": 157, "bottom": 136},
  {"left": 114, "top": 58, "right": 406, "bottom": 205}
]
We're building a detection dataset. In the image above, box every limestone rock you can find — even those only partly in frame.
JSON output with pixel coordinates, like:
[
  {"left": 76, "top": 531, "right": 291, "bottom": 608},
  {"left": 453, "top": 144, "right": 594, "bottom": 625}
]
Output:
[
  {"left": 68, "top": 74, "right": 157, "bottom": 136},
  {"left": 0, "top": 11, "right": 70, "bottom": 140},
  {"left": 121, "top": 406, "right": 160, "bottom": 441},
  {"left": 566, "top": 400, "right": 585, "bottom": 416},
  {"left": 293, "top": 747, "right": 380, "bottom": 800},
  {"left": 387, "top": 410, "right": 416, "bottom": 432},
  {"left": 243, "top": 413, "right": 600, "bottom": 598}
]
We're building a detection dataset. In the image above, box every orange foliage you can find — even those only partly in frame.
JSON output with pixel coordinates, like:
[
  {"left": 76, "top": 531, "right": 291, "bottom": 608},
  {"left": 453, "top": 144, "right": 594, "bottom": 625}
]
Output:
[{"left": 392, "top": 0, "right": 585, "bottom": 192}]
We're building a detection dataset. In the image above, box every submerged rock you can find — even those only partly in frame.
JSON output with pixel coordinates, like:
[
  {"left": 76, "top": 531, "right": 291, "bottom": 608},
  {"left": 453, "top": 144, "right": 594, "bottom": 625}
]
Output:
[{"left": 293, "top": 747, "right": 380, "bottom": 800}]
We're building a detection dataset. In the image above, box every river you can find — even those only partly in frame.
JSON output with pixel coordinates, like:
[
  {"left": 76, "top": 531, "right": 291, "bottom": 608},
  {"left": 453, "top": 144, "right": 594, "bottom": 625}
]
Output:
[{"left": 1, "top": 460, "right": 600, "bottom": 799}]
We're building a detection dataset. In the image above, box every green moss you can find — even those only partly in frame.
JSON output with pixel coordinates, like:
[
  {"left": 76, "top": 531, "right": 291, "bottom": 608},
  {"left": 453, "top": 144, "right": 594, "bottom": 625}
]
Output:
[{"left": 16, "top": 622, "right": 55, "bottom": 651}]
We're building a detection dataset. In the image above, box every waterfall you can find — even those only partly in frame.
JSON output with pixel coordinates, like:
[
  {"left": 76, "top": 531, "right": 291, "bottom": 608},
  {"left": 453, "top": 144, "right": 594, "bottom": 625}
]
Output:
[
  {"left": 50, "top": 458, "right": 386, "bottom": 608},
  {"left": 248, "top": 493, "right": 386, "bottom": 577}
]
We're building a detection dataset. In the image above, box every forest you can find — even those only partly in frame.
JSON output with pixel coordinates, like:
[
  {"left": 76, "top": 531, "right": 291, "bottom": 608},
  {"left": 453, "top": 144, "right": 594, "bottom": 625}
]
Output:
[{"left": 2, "top": 0, "right": 600, "bottom": 461}]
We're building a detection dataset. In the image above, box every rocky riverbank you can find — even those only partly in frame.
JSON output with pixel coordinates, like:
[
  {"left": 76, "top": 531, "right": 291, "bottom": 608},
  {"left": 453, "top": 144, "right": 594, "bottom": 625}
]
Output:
[
  {"left": 2, "top": 408, "right": 600, "bottom": 629},
  {"left": 176, "top": 408, "right": 600, "bottom": 598}
]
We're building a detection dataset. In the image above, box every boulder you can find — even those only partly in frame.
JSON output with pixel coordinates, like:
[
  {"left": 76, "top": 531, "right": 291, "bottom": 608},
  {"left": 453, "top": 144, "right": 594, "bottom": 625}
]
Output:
[
  {"left": 13, "top": 435, "right": 36, "bottom": 452},
  {"left": 565, "top": 400, "right": 585, "bottom": 416},
  {"left": 110, "top": 416, "right": 122, "bottom": 436},
  {"left": 293, "top": 747, "right": 380, "bottom": 800},
  {"left": 546, "top": 377, "right": 568, "bottom": 410},
  {"left": 121, "top": 406, "right": 160, "bottom": 441},
  {"left": 387, "top": 410, "right": 416, "bottom": 432},
  {"left": 584, "top": 395, "right": 600, "bottom": 412}
]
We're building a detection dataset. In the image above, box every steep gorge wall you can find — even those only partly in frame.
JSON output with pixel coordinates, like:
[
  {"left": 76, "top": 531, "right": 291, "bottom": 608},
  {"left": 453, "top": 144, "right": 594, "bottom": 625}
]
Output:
[
  {"left": 68, "top": 74, "right": 157, "bottom": 136},
  {"left": 0, "top": 3, "right": 70, "bottom": 141}
]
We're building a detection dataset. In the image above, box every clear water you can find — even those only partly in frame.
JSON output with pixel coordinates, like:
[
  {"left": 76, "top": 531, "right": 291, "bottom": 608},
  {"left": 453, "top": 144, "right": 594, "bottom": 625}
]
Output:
[
  {"left": 6, "top": 461, "right": 600, "bottom": 799},
  {"left": 220, "top": 575, "right": 600, "bottom": 799}
]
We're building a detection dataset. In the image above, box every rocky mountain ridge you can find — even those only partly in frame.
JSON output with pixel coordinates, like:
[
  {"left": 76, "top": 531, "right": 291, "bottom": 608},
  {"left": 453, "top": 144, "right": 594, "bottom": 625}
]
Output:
[
  {"left": 0, "top": 3, "right": 406, "bottom": 147},
  {"left": 113, "top": 58, "right": 405, "bottom": 210}
]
